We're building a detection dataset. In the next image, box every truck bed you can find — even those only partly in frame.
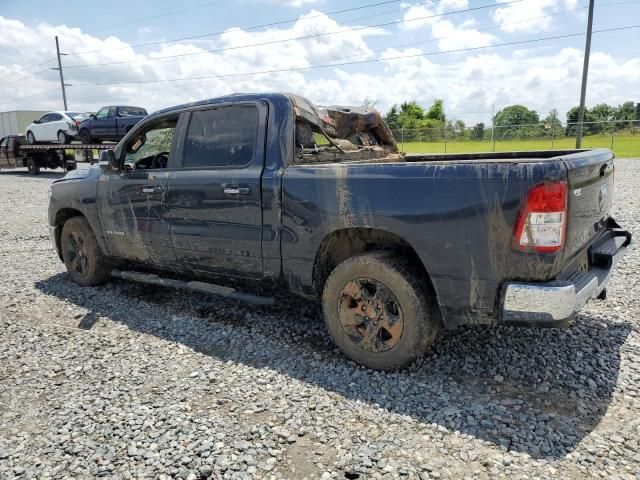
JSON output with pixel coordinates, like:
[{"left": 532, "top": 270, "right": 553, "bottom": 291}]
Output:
[{"left": 405, "top": 149, "right": 590, "bottom": 163}]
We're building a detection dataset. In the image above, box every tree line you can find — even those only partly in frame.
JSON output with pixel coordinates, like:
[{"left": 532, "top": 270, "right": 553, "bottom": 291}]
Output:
[{"left": 382, "top": 99, "right": 640, "bottom": 142}]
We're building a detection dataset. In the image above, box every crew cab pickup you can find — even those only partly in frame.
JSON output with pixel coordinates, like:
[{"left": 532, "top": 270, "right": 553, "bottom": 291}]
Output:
[
  {"left": 78, "top": 105, "right": 147, "bottom": 144},
  {"left": 47, "top": 93, "right": 632, "bottom": 369}
]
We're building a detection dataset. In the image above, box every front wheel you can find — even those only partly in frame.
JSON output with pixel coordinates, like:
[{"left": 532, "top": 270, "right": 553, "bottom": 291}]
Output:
[
  {"left": 61, "top": 216, "right": 110, "bottom": 287},
  {"left": 322, "top": 251, "right": 439, "bottom": 370},
  {"left": 27, "top": 131, "right": 36, "bottom": 144}
]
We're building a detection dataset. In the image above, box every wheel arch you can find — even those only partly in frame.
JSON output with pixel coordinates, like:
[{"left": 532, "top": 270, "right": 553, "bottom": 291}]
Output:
[
  {"left": 52, "top": 208, "right": 89, "bottom": 260},
  {"left": 312, "top": 227, "right": 440, "bottom": 311}
]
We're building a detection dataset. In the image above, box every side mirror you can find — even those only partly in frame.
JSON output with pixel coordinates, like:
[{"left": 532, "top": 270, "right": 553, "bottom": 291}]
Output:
[
  {"left": 100, "top": 149, "right": 119, "bottom": 170},
  {"left": 90, "top": 114, "right": 96, "bottom": 119},
  {"left": 33, "top": 119, "right": 39, "bottom": 124}
]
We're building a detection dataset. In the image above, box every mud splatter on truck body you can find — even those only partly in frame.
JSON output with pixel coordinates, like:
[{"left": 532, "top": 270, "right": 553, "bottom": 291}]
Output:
[{"left": 48, "top": 93, "right": 631, "bottom": 336}]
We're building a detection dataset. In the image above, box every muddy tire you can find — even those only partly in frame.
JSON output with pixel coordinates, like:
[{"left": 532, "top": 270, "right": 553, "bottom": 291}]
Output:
[
  {"left": 26, "top": 157, "right": 40, "bottom": 175},
  {"left": 61, "top": 216, "right": 110, "bottom": 287},
  {"left": 322, "top": 251, "right": 439, "bottom": 370}
]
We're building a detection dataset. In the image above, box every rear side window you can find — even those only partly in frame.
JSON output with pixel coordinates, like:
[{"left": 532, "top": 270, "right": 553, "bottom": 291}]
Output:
[
  {"left": 183, "top": 105, "right": 258, "bottom": 169},
  {"left": 118, "top": 107, "right": 146, "bottom": 117}
]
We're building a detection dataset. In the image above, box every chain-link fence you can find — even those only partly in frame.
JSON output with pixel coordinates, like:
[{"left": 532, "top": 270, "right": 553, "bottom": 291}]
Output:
[{"left": 390, "top": 120, "right": 640, "bottom": 157}]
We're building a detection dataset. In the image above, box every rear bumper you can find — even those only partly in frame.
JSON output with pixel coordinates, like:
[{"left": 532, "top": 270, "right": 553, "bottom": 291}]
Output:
[{"left": 501, "top": 228, "right": 633, "bottom": 327}]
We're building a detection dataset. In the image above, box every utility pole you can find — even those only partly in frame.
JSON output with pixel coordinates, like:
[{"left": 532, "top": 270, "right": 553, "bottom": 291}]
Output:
[
  {"left": 491, "top": 103, "right": 495, "bottom": 152},
  {"left": 53, "top": 36, "right": 68, "bottom": 110},
  {"left": 576, "top": 0, "right": 594, "bottom": 148}
]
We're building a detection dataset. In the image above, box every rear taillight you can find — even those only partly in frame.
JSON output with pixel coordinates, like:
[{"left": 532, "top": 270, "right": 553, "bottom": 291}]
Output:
[{"left": 513, "top": 181, "right": 567, "bottom": 253}]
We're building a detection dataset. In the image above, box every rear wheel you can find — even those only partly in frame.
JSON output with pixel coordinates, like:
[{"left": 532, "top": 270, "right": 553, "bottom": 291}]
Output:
[
  {"left": 80, "top": 129, "right": 93, "bottom": 144},
  {"left": 26, "top": 157, "right": 40, "bottom": 175},
  {"left": 57, "top": 130, "right": 70, "bottom": 144},
  {"left": 26, "top": 131, "right": 36, "bottom": 144},
  {"left": 322, "top": 251, "right": 439, "bottom": 370},
  {"left": 61, "top": 216, "right": 110, "bottom": 286}
]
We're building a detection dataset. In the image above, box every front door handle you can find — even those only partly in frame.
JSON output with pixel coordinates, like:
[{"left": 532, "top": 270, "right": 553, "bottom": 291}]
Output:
[
  {"left": 142, "top": 186, "right": 164, "bottom": 194},
  {"left": 223, "top": 186, "right": 251, "bottom": 195}
]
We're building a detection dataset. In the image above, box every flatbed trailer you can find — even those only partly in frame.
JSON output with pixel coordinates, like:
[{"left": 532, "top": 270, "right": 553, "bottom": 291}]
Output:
[{"left": 0, "top": 135, "right": 111, "bottom": 174}]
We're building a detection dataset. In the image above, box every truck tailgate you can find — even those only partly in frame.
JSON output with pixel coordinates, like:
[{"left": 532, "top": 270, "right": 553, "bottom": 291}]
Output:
[{"left": 562, "top": 149, "right": 615, "bottom": 261}]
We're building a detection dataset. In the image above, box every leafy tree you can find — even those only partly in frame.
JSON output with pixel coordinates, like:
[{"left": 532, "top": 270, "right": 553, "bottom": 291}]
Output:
[
  {"left": 590, "top": 103, "right": 614, "bottom": 122},
  {"left": 383, "top": 104, "right": 401, "bottom": 130},
  {"left": 426, "top": 99, "right": 446, "bottom": 123},
  {"left": 493, "top": 105, "right": 541, "bottom": 139},
  {"left": 613, "top": 101, "right": 636, "bottom": 129},
  {"left": 542, "top": 109, "right": 562, "bottom": 137},
  {"left": 472, "top": 122, "right": 485, "bottom": 140}
]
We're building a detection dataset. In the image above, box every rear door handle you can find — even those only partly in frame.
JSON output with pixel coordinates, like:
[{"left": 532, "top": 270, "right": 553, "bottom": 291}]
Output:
[
  {"left": 223, "top": 186, "right": 251, "bottom": 195},
  {"left": 142, "top": 186, "right": 164, "bottom": 194}
]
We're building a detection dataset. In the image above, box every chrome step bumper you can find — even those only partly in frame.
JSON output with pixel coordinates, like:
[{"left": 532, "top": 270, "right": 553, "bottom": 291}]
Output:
[{"left": 501, "top": 229, "right": 633, "bottom": 327}]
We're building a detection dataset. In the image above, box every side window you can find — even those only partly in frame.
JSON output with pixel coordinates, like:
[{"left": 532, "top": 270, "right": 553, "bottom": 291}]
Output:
[
  {"left": 0, "top": 138, "right": 6, "bottom": 148},
  {"left": 95, "top": 107, "right": 110, "bottom": 119},
  {"left": 108, "top": 107, "right": 117, "bottom": 117},
  {"left": 123, "top": 116, "right": 178, "bottom": 170},
  {"left": 183, "top": 105, "right": 258, "bottom": 169},
  {"left": 38, "top": 114, "right": 51, "bottom": 123},
  {"left": 49, "top": 113, "right": 63, "bottom": 121}
]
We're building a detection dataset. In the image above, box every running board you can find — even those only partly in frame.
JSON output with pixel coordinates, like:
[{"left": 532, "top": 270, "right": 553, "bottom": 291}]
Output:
[{"left": 111, "top": 269, "right": 274, "bottom": 306}]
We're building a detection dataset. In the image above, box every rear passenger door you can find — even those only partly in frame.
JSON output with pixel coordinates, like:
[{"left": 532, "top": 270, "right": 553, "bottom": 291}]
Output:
[{"left": 166, "top": 102, "right": 267, "bottom": 278}]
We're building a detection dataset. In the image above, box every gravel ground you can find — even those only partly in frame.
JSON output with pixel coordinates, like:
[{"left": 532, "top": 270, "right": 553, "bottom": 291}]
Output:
[{"left": 1, "top": 161, "right": 639, "bottom": 480}]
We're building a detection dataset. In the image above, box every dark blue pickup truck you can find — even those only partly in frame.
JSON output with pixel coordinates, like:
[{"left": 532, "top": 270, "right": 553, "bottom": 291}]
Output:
[
  {"left": 48, "top": 93, "right": 632, "bottom": 369},
  {"left": 78, "top": 105, "right": 147, "bottom": 144}
]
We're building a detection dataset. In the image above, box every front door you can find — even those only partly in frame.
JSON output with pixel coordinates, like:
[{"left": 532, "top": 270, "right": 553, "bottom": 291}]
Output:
[
  {"left": 97, "top": 113, "right": 183, "bottom": 265},
  {"left": 166, "top": 102, "right": 267, "bottom": 278},
  {"left": 93, "top": 107, "right": 116, "bottom": 139}
]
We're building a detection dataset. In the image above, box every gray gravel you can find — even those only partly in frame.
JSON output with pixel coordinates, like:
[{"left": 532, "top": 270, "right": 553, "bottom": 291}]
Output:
[{"left": 1, "top": 162, "right": 639, "bottom": 480}]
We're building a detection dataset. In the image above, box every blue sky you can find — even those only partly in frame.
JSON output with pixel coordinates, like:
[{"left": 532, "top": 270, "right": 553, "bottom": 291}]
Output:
[{"left": 0, "top": 0, "right": 638, "bottom": 122}]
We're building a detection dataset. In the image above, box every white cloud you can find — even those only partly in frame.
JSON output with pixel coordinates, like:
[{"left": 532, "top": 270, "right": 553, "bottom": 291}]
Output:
[
  {"left": 271, "top": 0, "right": 322, "bottom": 7},
  {"left": 492, "top": 0, "right": 579, "bottom": 33},
  {"left": 401, "top": 2, "right": 495, "bottom": 51},
  {"left": 435, "top": 0, "right": 469, "bottom": 14},
  {"left": 0, "top": 14, "right": 638, "bottom": 127}
]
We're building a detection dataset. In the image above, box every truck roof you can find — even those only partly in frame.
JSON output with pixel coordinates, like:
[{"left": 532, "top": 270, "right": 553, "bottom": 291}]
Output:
[{"left": 153, "top": 92, "right": 295, "bottom": 117}]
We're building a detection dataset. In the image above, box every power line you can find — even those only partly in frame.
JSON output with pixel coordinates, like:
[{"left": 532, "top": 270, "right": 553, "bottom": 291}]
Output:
[
  {"left": 68, "top": 25, "right": 639, "bottom": 87},
  {"left": 68, "top": 0, "right": 404, "bottom": 55},
  {"left": 0, "top": 58, "right": 57, "bottom": 81},
  {"left": 86, "top": 0, "right": 232, "bottom": 34},
  {"left": 57, "top": 3, "right": 587, "bottom": 87},
  {"left": 0, "top": 68, "right": 55, "bottom": 87},
  {"left": 0, "top": 88, "right": 61, "bottom": 107},
  {"left": 60, "top": 3, "right": 591, "bottom": 86},
  {"left": 62, "top": 0, "right": 525, "bottom": 69}
]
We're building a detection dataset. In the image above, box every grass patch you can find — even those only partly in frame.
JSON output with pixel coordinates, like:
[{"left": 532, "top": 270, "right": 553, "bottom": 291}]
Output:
[{"left": 399, "top": 134, "right": 640, "bottom": 158}]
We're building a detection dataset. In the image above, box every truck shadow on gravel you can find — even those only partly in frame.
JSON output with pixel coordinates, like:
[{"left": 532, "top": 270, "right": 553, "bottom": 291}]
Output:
[
  {"left": 36, "top": 273, "right": 632, "bottom": 460},
  {"left": 0, "top": 170, "right": 68, "bottom": 179}
]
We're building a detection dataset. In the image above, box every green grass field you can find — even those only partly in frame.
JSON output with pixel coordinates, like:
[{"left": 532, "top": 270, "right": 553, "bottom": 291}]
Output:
[{"left": 399, "top": 134, "right": 640, "bottom": 158}]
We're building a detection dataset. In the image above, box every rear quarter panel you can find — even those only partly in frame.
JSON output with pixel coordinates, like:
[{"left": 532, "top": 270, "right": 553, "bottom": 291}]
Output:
[{"left": 281, "top": 160, "right": 568, "bottom": 327}]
